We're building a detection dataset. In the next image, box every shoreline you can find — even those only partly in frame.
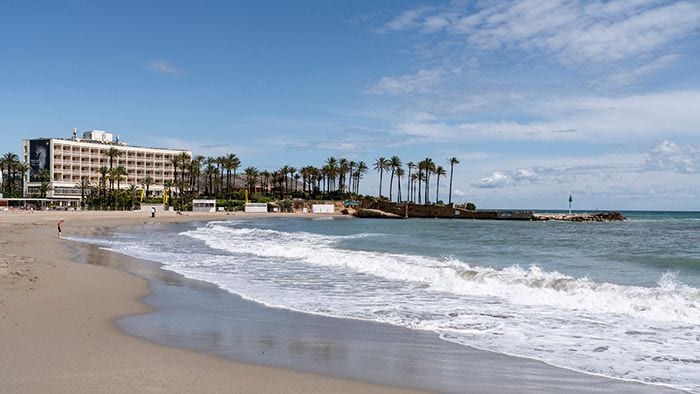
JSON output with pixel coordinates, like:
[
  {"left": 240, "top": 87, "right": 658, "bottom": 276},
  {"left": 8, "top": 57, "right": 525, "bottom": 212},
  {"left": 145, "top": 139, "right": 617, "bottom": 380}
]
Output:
[
  {"left": 0, "top": 210, "right": 417, "bottom": 393},
  {"left": 0, "top": 211, "right": 680, "bottom": 392}
]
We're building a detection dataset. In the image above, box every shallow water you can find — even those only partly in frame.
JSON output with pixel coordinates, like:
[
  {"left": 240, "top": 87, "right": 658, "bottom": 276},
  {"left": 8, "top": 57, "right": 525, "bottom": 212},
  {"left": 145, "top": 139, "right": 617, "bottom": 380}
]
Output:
[{"left": 73, "top": 212, "right": 700, "bottom": 392}]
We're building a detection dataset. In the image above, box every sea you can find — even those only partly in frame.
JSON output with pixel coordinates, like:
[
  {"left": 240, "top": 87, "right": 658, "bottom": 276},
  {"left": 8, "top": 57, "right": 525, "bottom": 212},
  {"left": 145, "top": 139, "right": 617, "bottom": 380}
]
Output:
[{"left": 74, "top": 211, "right": 700, "bottom": 392}]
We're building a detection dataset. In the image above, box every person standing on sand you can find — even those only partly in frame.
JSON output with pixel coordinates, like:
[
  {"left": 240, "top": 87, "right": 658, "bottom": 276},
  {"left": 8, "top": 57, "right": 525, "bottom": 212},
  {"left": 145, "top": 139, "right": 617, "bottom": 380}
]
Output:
[
  {"left": 151, "top": 206, "right": 156, "bottom": 218},
  {"left": 57, "top": 219, "right": 64, "bottom": 238}
]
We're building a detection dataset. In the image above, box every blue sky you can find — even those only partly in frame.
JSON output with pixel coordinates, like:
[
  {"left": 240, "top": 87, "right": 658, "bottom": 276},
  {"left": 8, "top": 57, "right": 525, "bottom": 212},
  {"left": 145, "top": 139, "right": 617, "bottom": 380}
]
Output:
[{"left": 2, "top": 0, "right": 699, "bottom": 210}]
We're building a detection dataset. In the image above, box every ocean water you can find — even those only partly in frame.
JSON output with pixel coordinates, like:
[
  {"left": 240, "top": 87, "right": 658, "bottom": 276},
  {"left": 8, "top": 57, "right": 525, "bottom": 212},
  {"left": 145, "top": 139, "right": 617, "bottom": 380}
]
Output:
[{"left": 74, "top": 212, "right": 700, "bottom": 392}]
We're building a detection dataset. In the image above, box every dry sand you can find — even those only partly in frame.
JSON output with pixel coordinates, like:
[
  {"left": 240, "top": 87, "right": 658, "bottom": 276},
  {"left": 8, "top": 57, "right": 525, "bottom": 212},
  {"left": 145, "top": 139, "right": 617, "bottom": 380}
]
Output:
[{"left": 0, "top": 209, "right": 416, "bottom": 393}]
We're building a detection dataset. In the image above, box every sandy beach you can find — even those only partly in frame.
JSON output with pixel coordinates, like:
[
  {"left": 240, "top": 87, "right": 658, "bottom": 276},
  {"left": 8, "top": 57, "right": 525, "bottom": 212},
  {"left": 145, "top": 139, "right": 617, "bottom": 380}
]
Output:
[
  {"left": 0, "top": 210, "right": 678, "bottom": 393},
  {"left": 0, "top": 209, "right": 416, "bottom": 393}
]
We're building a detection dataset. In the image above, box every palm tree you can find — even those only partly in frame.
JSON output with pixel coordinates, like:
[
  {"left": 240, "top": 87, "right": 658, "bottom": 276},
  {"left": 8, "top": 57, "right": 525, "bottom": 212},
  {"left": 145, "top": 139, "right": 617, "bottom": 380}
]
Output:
[
  {"left": 191, "top": 155, "right": 205, "bottom": 193},
  {"left": 420, "top": 158, "right": 435, "bottom": 204},
  {"left": 105, "top": 148, "right": 123, "bottom": 190},
  {"left": 16, "top": 161, "right": 29, "bottom": 198},
  {"left": 176, "top": 152, "right": 191, "bottom": 195},
  {"left": 288, "top": 167, "right": 297, "bottom": 192},
  {"left": 224, "top": 154, "right": 240, "bottom": 195},
  {"left": 126, "top": 184, "right": 139, "bottom": 210},
  {"left": 373, "top": 157, "right": 389, "bottom": 198},
  {"left": 216, "top": 155, "right": 226, "bottom": 196},
  {"left": 293, "top": 173, "right": 301, "bottom": 192},
  {"left": 406, "top": 162, "right": 416, "bottom": 202},
  {"left": 347, "top": 160, "right": 356, "bottom": 193},
  {"left": 338, "top": 158, "right": 350, "bottom": 193},
  {"left": 447, "top": 157, "right": 460, "bottom": 205},
  {"left": 37, "top": 169, "right": 51, "bottom": 198},
  {"left": 202, "top": 162, "right": 218, "bottom": 196},
  {"left": 112, "top": 166, "right": 127, "bottom": 192},
  {"left": 410, "top": 173, "right": 418, "bottom": 204},
  {"left": 97, "top": 166, "right": 109, "bottom": 208},
  {"left": 1, "top": 152, "right": 19, "bottom": 196},
  {"left": 396, "top": 167, "right": 405, "bottom": 202},
  {"left": 355, "top": 161, "right": 368, "bottom": 195},
  {"left": 388, "top": 156, "right": 402, "bottom": 202},
  {"left": 434, "top": 165, "right": 446, "bottom": 204},
  {"left": 324, "top": 157, "right": 338, "bottom": 192},
  {"left": 76, "top": 178, "right": 92, "bottom": 210},
  {"left": 143, "top": 176, "right": 154, "bottom": 198},
  {"left": 260, "top": 170, "right": 271, "bottom": 193},
  {"left": 244, "top": 166, "right": 258, "bottom": 195}
]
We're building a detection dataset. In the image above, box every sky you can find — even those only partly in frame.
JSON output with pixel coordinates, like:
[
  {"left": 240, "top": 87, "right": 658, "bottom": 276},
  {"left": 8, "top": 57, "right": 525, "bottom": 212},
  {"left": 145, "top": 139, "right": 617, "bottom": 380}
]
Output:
[{"left": 1, "top": 0, "right": 699, "bottom": 210}]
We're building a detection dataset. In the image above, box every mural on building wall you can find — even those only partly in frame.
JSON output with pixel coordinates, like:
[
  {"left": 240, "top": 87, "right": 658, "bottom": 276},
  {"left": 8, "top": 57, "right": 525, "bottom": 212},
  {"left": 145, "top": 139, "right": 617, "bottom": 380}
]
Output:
[{"left": 29, "top": 139, "right": 50, "bottom": 182}]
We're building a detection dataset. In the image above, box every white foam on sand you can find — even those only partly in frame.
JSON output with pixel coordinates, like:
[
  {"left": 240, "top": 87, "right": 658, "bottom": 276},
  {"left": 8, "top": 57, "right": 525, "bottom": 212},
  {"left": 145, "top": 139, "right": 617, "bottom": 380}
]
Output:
[{"left": 75, "top": 221, "right": 700, "bottom": 393}]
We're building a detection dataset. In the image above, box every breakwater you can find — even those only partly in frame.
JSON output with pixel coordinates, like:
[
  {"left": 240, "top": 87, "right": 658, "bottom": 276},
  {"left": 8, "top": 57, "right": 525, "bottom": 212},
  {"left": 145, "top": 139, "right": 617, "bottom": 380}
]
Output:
[{"left": 354, "top": 200, "right": 624, "bottom": 222}]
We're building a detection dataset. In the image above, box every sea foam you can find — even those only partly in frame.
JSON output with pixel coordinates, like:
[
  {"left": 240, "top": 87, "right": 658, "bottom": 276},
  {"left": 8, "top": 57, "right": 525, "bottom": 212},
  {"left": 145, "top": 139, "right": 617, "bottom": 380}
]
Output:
[{"left": 76, "top": 220, "right": 700, "bottom": 392}]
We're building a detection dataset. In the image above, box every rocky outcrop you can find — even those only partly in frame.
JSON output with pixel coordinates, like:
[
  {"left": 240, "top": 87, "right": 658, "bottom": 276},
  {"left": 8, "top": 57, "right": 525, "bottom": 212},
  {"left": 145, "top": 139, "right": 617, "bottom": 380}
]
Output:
[
  {"left": 533, "top": 212, "right": 625, "bottom": 222},
  {"left": 352, "top": 208, "right": 404, "bottom": 219}
]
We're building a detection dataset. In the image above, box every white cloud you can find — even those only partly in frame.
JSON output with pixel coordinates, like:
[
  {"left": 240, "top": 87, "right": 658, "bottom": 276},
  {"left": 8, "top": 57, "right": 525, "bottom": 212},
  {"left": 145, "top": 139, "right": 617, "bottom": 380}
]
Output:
[
  {"left": 473, "top": 171, "right": 511, "bottom": 188},
  {"left": 384, "top": 1, "right": 700, "bottom": 65},
  {"left": 146, "top": 60, "right": 182, "bottom": 75},
  {"left": 472, "top": 167, "right": 551, "bottom": 189},
  {"left": 393, "top": 90, "right": 700, "bottom": 142},
  {"left": 645, "top": 140, "right": 700, "bottom": 173},
  {"left": 384, "top": 7, "right": 432, "bottom": 32},
  {"left": 366, "top": 68, "right": 459, "bottom": 95},
  {"left": 603, "top": 53, "right": 682, "bottom": 88},
  {"left": 452, "top": 189, "right": 467, "bottom": 197}
]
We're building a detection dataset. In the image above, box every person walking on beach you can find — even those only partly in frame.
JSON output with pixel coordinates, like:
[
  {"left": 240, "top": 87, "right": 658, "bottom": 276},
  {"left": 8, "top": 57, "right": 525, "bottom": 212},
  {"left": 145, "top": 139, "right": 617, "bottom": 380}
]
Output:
[
  {"left": 151, "top": 206, "right": 156, "bottom": 218},
  {"left": 57, "top": 219, "right": 64, "bottom": 238}
]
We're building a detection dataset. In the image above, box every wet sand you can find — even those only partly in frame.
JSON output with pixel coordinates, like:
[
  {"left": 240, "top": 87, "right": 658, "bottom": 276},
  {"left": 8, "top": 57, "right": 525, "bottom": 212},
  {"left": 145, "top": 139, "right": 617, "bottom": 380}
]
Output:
[
  {"left": 0, "top": 210, "right": 678, "bottom": 392},
  {"left": 0, "top": 210, "right": 414, "bottom": 393}
]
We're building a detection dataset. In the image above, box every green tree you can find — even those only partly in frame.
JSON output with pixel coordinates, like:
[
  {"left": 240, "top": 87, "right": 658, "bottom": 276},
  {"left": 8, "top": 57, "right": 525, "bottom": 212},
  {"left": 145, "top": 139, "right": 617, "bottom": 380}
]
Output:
[
  {"left": 420, "top": 158, "right": 435, "bottom": 204},
  {"left": 395, "top": 167, "right": 405, "bottom": 202},
  {"left": 434, "top": 165, "right": 446, "bottom": 204},
  {"left": 127, "top": 184, "right": 139, "bottom": 210},
  {"left": 202, "top": 161, "right": 218, "bottom": 196},
  {"left": 406, "top": 162, "right": 416, "bottom": 202},
  {"left": 76, "top": 178, "right": 92, "bottom": 210},
  {"left": 447, "top": 157, "right": 460, "bottom": 205},
  {"left": 354, "top": 161, "right": 368, "bottom": 195},
  {"left": 112, "top": 166, "right": 127, "bottom": 190},
  {"left": 16, "top": 161, "right": 29, "bottom": 198},
  {"left": 143, "top": 176, "right": 154, "bottom": 198},
  {"left": 244, "top": 166, "right": 258, "bottom": 195},
  {"left": 373, "top": 157, "right": 389, "bottom": 198},
  {"left": 1, "top": 152, "right": 19, "bottom": 196},
  {"left": 37, "top": 169, "right": 51, "bottom": 198},
  {"left": 388, "top": 155, "right": 402, "bottom": 202},
  {"left": 97, "top": 166, "right": 109, "bottom": 209},
  {"left": 105, "top": 148, "right": 123, "bottom": 190}
]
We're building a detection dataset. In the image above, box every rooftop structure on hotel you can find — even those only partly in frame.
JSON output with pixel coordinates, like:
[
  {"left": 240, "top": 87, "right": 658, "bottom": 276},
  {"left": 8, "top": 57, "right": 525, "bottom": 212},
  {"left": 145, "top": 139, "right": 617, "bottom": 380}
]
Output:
[{"left": 22, "top": 129, "right": 191, "bottom": 200}]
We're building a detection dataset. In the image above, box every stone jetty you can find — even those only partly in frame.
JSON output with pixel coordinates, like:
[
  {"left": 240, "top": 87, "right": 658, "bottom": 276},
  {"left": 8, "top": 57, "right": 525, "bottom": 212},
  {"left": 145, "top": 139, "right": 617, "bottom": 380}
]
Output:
[
  {"left": 533, "top": 212, "right": 625, "bottom": 222},
  {"left": 354, "top": 199, "right": 625, "bottom": 222}
]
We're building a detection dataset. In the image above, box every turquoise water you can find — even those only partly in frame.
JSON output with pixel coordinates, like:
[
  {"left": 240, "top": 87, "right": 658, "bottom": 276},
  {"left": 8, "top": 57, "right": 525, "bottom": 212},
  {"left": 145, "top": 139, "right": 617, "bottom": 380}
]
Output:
[{"left": 74, "top": 211, "right": 700, "bottom": 392}]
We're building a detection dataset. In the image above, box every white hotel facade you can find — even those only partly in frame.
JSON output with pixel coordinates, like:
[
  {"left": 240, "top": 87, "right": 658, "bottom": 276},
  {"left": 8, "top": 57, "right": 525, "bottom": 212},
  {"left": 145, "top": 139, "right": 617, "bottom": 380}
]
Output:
[{"left": 22, "top": 130, "right": 191, "bottom": 200}]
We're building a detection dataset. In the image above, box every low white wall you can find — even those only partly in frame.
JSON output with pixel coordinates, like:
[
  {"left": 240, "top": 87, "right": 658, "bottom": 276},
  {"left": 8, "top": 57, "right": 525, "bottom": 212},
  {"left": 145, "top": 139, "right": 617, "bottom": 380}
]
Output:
[
  {"left": 311, "top": 204, "right": 335, "bottom": 214},
  {"left": 245, "top": 203, "right": 268, "bottom": 213}
]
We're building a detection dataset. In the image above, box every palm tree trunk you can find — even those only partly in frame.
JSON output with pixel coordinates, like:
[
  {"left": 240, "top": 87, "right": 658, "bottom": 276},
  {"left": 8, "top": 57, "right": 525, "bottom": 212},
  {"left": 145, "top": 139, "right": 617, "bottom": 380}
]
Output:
[
  {"left": 425, "top": 173, "right": 430, "bottom": 204},
  {"left": 417, "top": 169, "right": 422, "bottom": 204},
  {"left": 435, "top": 175, "right": 440, "bottom": 203},
  {"left": 448, "top": 163, "right": 454, "bottom": 204},
  {"left": 397, "top": 178, "right": 402, "bottom": 202},
  {"left": 389, "top": 170, "right": 394, "bottom": 201}
]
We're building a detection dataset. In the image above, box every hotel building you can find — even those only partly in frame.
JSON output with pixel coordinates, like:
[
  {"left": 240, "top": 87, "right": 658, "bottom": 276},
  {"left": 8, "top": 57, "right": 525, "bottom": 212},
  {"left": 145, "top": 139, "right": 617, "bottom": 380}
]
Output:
[{"left": 22, "top": 130, "right": 191, "bottom": 200}]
